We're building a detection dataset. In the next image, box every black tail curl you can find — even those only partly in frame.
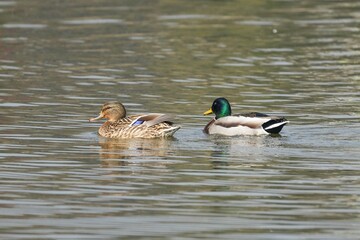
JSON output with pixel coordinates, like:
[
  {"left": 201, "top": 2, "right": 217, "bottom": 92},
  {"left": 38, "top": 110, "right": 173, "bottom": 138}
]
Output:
[{"left": 262, "top": 118, "right": 288, "bottom": 134}]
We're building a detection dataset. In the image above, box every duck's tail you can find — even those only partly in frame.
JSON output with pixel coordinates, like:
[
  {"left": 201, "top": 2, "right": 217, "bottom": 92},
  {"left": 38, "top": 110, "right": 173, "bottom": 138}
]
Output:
[
  {"left": 262, "top": 118, "right": 289, "bottom": 134},
  {"left": 161, "top": 125, "right": 181, "bottom": 137}
]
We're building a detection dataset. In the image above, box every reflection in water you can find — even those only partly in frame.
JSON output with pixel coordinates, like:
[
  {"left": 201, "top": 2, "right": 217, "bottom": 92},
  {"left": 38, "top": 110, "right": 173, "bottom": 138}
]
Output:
[
  {"left": 98, "top": 137, "right": 175, "bottom": 167},
  {"left": 209, "top": 135, "right": 284, "bottom": 169}
]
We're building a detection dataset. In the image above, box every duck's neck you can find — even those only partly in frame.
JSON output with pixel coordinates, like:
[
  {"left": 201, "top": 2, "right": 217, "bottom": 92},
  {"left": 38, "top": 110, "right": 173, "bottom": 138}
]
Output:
[{"left": 98, "top": 121, "right": 112, "bottom": 137}]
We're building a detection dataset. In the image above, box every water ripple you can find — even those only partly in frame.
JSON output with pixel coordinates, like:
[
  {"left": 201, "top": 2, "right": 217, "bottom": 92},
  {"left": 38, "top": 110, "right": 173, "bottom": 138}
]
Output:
[
  {"left": 62, "top": 19, "right": 123, "bottom": 25},
  {"left": 2, "top": 23, "right": 47, "bottom": 29},
  {"left": 0, "top": 0, "right": 359, "bottom": 239}
]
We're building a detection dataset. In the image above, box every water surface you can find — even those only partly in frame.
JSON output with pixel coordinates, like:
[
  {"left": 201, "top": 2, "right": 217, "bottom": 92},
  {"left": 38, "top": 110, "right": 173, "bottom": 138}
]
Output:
[{"left": 1, "top": 0, "right": 359, "bottom": 239}]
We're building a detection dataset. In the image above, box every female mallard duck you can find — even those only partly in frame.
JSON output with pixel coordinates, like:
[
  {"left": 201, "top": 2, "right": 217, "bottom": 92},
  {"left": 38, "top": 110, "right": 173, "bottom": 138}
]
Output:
[
  {"left": 89, "top": 101, "right": 180, "bottom": 139},
  {"left": 203, "top": 97, "right": 289, "bottom": 136}
]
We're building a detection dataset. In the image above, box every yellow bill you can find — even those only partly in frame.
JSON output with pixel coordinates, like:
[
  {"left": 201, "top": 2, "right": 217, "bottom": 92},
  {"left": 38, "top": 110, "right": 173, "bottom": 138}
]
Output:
[{"left": 203, "top": 108, "right": 213, "bottom": 115}]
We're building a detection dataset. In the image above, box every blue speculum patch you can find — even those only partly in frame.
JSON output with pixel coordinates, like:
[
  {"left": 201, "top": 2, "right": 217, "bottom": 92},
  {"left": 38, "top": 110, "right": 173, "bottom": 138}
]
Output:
[{"left": 132, "top": 120, "right": 144, "bottom": 125}]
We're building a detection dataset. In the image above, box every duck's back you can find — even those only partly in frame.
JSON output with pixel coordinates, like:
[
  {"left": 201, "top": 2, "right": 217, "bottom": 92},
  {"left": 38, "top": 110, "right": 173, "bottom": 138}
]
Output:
[{"left": 99, "top": 115, "right": 180, "bottom": 139}]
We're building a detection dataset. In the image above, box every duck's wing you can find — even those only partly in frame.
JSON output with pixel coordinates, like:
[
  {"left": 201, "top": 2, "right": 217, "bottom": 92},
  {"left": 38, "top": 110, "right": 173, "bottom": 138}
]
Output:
[
  {"left": 204, "top": 115, "right": 267, "bottom": 136},
  {"left": 239, "top": 112, "right": 289, "bottom": 134},
  {"left": 130, "top": 114, "right": 174, "bottom": 127},
  {"left": 214, "top": 115, "right": 270, "bottom": 129},
  {"left": 241, "top": 112, "right": 271, "bottom": 118},
  {"left": 212, "top": 113, "right": 288, "bottom": 135}
]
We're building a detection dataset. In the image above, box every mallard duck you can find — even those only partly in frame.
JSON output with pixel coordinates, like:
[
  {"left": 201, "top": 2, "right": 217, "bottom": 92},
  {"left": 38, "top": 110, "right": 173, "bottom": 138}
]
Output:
[
  {"left": 89, "top": 101, "right": 180, "bottom": 139},
  {"left": 203, "top": 97, "right": 289, "bottom": 136}
]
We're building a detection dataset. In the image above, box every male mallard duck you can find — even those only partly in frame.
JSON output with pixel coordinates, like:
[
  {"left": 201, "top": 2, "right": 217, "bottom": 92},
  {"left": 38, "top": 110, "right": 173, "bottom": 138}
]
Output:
[
  {"left": 203, "top": 97, "right": 289, "bottom": 136},
  {"left": 89, "top": 101, "right": 180, "bottom": 139}
]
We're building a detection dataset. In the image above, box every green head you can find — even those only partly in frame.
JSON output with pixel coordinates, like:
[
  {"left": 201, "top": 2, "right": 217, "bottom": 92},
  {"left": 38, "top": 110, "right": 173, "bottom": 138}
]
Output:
[{"left": 204, "top": 97, "right": 232, "bottom": 119}]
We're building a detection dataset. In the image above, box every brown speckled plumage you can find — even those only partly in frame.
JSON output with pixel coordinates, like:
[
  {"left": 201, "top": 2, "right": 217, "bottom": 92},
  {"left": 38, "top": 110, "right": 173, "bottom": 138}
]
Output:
[{"left": 90, "top": 101, "right": 180, "bottom": 139}]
